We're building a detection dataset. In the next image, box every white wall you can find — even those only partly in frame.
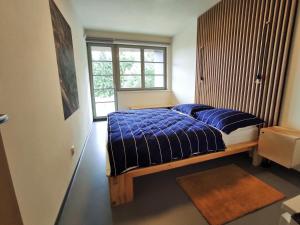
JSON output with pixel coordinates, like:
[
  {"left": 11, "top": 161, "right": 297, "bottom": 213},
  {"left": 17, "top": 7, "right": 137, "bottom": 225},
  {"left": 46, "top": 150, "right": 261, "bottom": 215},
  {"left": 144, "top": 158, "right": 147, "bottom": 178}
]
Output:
[
  {"left": 171, "top": 1, "right": 219, "bottom": 105},
  {"left": 171, "top": 21, "right": 197, "bottom": 104},
  {"left": 0, "top": 1, "right": 92, "bottom": 225},
  {"left": 117, "top": 90, "right": 173, "bottom": 110},
  {"left": 280, "top": 5, "right": 300, "bottom": 129},
  {"left": 85, "top": 30, "right": 174, "bottom": 109}
]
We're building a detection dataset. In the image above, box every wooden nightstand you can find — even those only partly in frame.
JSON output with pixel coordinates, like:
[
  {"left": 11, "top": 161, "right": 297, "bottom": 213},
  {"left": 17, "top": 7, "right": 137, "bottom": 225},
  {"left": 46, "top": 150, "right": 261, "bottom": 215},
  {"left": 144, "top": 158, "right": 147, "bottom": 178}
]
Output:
[{"left": 258, "top": 126, "right": 300, "bottom": 170}]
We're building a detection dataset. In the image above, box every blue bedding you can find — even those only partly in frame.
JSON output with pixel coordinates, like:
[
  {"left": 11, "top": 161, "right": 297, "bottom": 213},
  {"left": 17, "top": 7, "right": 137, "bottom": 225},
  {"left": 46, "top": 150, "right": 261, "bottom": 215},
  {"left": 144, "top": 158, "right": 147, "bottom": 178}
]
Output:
[
  {"left": 172, "top": 104, "right": 214, "bottom": 116},
  {"left": 107, "top": 109, "right": 225, "bottom": 176},
  {"left": 194, "top": 108, "right": 264, "bottom": 134}
]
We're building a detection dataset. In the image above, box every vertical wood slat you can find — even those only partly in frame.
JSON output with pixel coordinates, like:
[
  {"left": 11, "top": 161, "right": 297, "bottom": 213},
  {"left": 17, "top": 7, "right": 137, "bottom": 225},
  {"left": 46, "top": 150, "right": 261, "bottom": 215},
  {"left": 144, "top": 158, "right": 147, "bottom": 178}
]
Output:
[
  {"left": 245, "top": 0, "right": 263, "bottom": 113},
  {"left": 195, "top": 16, "right": 201, "bottom": 102},
  {"left": 201, "top": 14, "right": 209, "bottom": 105},
  {"left": 232, "top": 0, "right": 245, "bottom": 109},
  {"left": 228, "top": 0, "right": 238, "bottom": 108},
  {"left": 222, "top": 0, "right": 233, "bottom": 108},
  {"left": 219, "top": 1, "right": 225, "bottom": 107},
  {"left": 242, "top": 0, "right": 257, "bottom": 111},
  {"left": 221, "top": 1, "right": 230, "bottom": 108},
  {"left": 235, "top": 0, "right": 248, "bottom": 110},
  {"left": 261, "top": 0, "right": 286, "bottom": 124},
  {"left": 251, "top": 0, "right": 271, "bottom": 116},
  {"left": 203, "top": 12, "right": 210, "bottom": 106},
  {"left": 198, "top": 17, "right": 205, "bottom": 104},
  {"left": 255, "top": 0, "right": 278, "bottom": 120},
  {"left": 261, "top": 1, "right": 290, "bottom": 123},
  {"left": 195, "top": 0, "right": 298, "bottom": 127},
  {"left": 230, "top": 0, "right": 238, "bottom": 108},
  {"left": 215, "top": 3, "right": 222, "bottom": 107},
  {"left": 210, "top": 8, "right": 217, "bottom": 107},
  {"left": 207, "top": 9, "right": 214, "bottom": 106},
  {"left": 269, "top": 0, "right": 292, "bottom": 123},
  {"left": 239, "top": 0, "right": 253, "bottom": 111},
  {"left": 209, "top": 8, "right": 216, "bottom": 107}
]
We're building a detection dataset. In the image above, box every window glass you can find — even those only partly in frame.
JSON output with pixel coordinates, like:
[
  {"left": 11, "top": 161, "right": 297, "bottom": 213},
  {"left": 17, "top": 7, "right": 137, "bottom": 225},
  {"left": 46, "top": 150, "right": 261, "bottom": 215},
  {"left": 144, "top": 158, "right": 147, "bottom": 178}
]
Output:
[
  {"left": 93, "top": 76, "right": 114, "bottom": 89},
  {"left": 90, "top": 46, "right": 116, "bottom": 119},
  {"left": 144, "top": 49, "right": 164, "bottom": 62},
  {"left": 119, "top": 48, "right": 141, "bottom": 61},
  {"left": 119, "top": 62, "right": 141, "bottom": 75},
  {"left": 92, "top": 62, "right": 113, "bottom": 75},
  {"left": 144, "top": 63, "right": 164, "bottom": 75},
  {"left": 120, "top": 76, "right": 142, "bottom": 89},
  {"left": 119, "top": 47, "right": 142, "bottom": 88},
  {"left": 91, "top": 46, "right": 112, "bottom": 61},
  {"left": 145, "top": 75, "right": 164, "bottom": 88}
]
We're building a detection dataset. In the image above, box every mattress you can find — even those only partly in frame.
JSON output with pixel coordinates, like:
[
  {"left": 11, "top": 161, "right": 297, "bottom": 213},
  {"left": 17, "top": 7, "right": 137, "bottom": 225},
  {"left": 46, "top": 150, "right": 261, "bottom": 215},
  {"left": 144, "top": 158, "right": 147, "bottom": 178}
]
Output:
[{"left": 219, "top": 125, "right": 259, "bottom": 146}]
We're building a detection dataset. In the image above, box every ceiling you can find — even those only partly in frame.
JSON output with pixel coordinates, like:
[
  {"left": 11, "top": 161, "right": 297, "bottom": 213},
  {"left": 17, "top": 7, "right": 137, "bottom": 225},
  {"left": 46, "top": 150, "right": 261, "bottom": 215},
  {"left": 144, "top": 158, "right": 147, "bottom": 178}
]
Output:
[{"left": 71, "top": 0, "right": 219, "bottom": 36}]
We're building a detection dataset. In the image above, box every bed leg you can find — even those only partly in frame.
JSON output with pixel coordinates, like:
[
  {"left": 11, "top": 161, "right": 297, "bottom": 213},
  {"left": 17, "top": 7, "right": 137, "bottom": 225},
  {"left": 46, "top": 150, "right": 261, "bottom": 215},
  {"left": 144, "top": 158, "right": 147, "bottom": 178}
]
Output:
[
  {"left": 252, "top": 147, "right": 263, "bottom": 166},
  {"left": 108, "top": 174, "right": 133, "bottom": 206}
]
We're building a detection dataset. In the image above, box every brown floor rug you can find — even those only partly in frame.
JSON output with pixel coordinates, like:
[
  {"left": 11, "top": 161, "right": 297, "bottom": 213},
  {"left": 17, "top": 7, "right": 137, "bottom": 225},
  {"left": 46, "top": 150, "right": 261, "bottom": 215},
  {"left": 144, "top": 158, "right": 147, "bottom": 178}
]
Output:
[{"left": 176, "top": 164, "right": 284, "bottom": 225}]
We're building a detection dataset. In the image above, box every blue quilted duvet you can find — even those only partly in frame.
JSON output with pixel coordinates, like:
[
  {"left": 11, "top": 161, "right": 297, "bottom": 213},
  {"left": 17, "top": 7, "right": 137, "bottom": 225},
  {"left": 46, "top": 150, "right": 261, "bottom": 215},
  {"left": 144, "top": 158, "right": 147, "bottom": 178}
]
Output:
[{"left": 107, "top": 109, "right": 225, "bottom": 176}]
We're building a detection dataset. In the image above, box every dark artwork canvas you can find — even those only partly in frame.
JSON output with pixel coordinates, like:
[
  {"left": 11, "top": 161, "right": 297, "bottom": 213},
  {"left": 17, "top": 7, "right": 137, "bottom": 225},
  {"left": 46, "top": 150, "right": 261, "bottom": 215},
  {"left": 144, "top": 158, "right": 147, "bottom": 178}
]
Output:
[{"left": 49, "top": 0, "right": 79, "bottom": 119}]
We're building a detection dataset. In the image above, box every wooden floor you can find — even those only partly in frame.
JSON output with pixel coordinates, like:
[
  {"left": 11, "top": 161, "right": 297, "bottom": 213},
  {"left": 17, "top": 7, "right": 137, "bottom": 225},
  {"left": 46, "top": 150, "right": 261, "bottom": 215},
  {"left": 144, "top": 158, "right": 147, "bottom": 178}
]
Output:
[{"left": 57, "top": 122, "right": 300, "bottom": 225}]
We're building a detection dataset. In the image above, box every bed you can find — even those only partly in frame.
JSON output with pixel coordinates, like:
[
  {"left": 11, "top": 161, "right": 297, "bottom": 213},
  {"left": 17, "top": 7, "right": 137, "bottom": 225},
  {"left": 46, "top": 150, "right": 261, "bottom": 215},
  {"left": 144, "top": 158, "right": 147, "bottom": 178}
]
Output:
[{"left": 106, "top": 108, "right": 260, "bottom": 206}]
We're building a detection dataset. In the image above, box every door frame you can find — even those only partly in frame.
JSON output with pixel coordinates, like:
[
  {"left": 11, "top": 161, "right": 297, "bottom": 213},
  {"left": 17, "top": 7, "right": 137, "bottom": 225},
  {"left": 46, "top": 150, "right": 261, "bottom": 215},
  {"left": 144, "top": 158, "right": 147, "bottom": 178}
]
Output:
[{"left": 87, "top": 43, "right": 118, "bottom": 121}]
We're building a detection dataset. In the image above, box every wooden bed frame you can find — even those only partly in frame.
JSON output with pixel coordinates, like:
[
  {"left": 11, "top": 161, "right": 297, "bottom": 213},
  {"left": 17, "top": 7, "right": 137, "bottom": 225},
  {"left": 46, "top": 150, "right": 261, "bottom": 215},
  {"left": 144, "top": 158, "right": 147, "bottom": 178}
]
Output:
[{"left": 108, "top": 141, "right": 259, "bottom": 206}]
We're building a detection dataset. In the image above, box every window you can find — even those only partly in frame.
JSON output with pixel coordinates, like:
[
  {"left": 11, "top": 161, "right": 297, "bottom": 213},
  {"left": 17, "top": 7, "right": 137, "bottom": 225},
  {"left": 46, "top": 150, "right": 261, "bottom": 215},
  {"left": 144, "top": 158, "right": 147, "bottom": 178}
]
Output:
[
  {"left": 117, "top": 46, "right": 166, "bottom": 90},
  {"left": 87, "top": 43, "right": 167, "bottom": 119},
  {"left": 144, "top": 48, "right": 165, "bottom": 88},
  {"left": 119, "top": 47, "right": 142, "bottom": 89}
]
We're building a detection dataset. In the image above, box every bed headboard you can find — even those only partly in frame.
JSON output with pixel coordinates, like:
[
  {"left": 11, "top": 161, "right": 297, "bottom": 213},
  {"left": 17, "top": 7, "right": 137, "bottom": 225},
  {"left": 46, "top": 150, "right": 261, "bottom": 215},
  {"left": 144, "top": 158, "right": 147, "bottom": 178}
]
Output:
[{"left": 195, "top": 0, "right": 298, "bottom": 126}]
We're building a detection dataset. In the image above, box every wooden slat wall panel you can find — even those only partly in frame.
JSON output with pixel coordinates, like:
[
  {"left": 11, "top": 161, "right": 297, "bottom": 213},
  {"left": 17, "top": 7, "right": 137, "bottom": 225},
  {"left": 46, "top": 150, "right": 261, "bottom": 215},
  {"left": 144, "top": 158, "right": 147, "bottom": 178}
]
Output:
[{"left": 195, "top": 0, "right": 298, "bottom": 126}]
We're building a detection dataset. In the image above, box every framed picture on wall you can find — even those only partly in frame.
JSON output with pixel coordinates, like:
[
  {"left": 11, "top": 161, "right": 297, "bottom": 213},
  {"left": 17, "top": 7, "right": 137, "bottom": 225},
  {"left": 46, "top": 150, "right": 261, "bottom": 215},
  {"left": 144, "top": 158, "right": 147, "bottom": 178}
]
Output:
[{"left": 49, "top": 0, "right": 79, "bottom": 120}]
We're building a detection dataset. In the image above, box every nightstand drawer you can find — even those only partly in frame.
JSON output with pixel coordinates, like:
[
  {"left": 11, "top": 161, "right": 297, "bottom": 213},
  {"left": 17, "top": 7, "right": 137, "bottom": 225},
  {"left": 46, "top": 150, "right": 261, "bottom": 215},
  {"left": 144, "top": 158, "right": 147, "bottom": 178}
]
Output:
[{"left": 258, "top": 126, "right": 300, "bottom": 169}]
